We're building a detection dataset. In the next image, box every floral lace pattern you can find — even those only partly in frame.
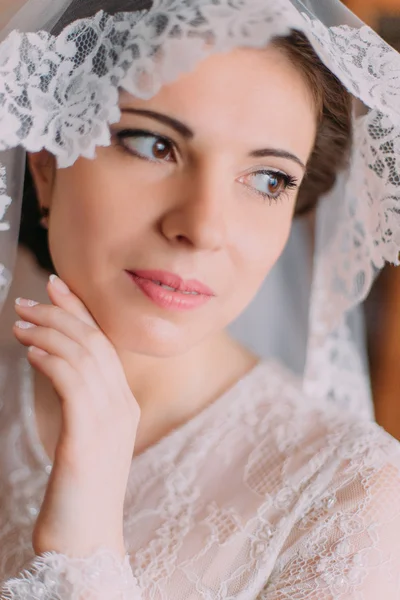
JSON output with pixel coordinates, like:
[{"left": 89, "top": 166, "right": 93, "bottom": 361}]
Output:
[
  {"left": 303, "top": 318, "right": 373, "bottom": 417},
  {"left": 0, "top": 165, "right": 11, "bottom": 231},
  {"left": 305, "top": 108, "right": 400, "bottom": 406},
  {"left": 0, "top": 351, "right": 399, "bottom": 599},
  {"left": 0, "top": 162, "right": 12, "bottom": 306},
  {"left": 298, "top": 16, "right": 400, "bottom": 406},
  {"left": 1, "top": 550, "right": 138, "bottom": 600},
  {"left": 304, "top": 19, "right": 400, "bottom": 122},
  {"left": 0, "top": 0, "right": 400, "bottom": 414},
  {"left": 0, "top": 2, "right": 303, "bottom": 165}
]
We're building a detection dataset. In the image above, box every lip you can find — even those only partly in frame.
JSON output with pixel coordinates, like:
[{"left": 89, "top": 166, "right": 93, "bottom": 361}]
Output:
[
  {"left": 126, "top": 269, "right": 215, "bottom": 312},
  {"left": 132, "top": 270, "right": 215, "bottom": 296}
]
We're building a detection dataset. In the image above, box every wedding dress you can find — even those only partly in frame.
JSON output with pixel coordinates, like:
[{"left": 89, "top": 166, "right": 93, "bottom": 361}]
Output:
[
  {"left": 0, "top": 346, "right": 398, "bottom": 598},
  {"left": 0, "top": 0, "right": 399, "bottom": 597}
]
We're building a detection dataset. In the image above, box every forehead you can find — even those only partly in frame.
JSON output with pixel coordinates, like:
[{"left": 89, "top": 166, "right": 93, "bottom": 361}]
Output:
[{"left": 119, "top": 46, "right": 317, "bottom": 158}]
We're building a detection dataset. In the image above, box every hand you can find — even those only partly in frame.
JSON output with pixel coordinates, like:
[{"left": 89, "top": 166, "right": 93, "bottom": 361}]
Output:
[{"left": 13, "top": 275, "right": 140, "bottom": 559}]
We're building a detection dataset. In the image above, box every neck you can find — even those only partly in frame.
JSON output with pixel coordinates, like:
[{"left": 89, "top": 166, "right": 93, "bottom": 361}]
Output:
[
  {"left": 117, "top": 331, "right": 259, "bottom": 455},
  {"left": 34, "top": 330, "right": 259, "bottom": 460}
]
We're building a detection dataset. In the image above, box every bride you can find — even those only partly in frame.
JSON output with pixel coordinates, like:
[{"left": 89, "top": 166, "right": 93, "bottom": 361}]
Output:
[{"left": 0, "top": 0, "right": 399, "bottom": 597}]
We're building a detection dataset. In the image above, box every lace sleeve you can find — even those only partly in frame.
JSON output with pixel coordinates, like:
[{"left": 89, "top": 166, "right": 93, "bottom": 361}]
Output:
[
  {"left": 0, "top": 548, "right": 142, "bottom": 600},
  {"left": 261, "top": 428, "right": 400, "bottom": 600}
]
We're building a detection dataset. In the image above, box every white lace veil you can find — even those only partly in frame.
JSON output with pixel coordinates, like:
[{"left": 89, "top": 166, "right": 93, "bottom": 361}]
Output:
[{"left": 1, "top": 0, "right": 399, "bottom": 420}]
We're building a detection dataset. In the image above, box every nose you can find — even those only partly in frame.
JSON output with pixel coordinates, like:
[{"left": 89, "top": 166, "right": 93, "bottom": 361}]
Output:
[{"left": 159, "top": 167, "right": 228, "bottom": 252}]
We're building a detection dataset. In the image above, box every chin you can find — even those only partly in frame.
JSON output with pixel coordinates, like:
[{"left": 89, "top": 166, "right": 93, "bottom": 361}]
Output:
[{"left": 100, "top": 314, "right": 198, "bottom": 358}]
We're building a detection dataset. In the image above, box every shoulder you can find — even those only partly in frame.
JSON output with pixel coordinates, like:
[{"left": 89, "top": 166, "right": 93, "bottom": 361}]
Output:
[
  {"left": 246, "top": 358, "right": 400, "bottom": 507},
  {"left": 266, "top": 427, "right": 400, "bottom": 598},
  {"left": 250, "top": 358, "right": 397, "bottom": 451},
  {"left": 249, "top": 364, "right": 400, "bottom": 597}
]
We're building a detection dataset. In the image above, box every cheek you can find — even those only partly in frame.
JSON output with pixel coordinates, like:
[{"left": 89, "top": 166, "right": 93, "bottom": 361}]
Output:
[
  {"left": 234, "top": 203, "right": 294, "bottom": 287},
  {"left": 211, "top": 201, "right": 294, "bottom": 334},
  {"left": 47, "top": 164, "right": 136, "bottom": 276},
  {"left": 47, "top": 188, "right": 105, "bottom": 275}
]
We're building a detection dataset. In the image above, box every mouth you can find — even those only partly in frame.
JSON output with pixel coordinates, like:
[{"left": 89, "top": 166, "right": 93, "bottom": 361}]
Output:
[
  {"left": 125, "top": 269, "right": 215, "bottom": 311},
  {"left": 148, "top": 282, "right": 200, "bottom": 295},
  {"left": 129, "top": 269, "right": 215, "bottom": 295}
]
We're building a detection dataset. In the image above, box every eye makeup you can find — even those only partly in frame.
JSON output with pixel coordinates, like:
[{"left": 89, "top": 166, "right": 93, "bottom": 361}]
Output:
[{"left": 111, "top": 127, "right": 300, "bottom": 203}]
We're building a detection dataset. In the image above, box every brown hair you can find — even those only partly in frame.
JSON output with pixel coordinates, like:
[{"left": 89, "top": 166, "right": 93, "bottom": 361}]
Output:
[
  {"left": 273, "top": 30, "right": 353, "bottom": 216},
  {"left": 20, "top": 26, "right": 353, "bottom": 272}
]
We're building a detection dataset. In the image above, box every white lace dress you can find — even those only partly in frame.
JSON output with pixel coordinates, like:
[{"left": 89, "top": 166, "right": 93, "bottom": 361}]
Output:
[{"left": 0, "top": 346, "right": 399, "bottom": 599}]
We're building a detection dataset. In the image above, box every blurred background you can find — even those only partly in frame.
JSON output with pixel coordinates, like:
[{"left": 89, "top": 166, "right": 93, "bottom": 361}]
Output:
[{"left": 0, "top": 0, "right": 400, "bottom": 440}]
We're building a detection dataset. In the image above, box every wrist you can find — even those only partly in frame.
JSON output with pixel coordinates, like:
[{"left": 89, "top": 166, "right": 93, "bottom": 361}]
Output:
[
  {"left": 33, "top": 524, "right": 126, "bottom": 560},
  {"left": 33, "top": 468, "right": 127, "bottom": 559}
]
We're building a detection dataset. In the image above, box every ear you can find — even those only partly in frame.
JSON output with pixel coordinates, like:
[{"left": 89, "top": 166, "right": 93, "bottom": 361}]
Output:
[{"left": 27, "top": 150, "right": 56, "bottom": 213}]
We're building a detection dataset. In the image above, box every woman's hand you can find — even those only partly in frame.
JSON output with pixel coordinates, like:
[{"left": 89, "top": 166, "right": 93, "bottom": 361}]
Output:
[{"left": 13, "top": 275, "right": 140, "bottom": 559}]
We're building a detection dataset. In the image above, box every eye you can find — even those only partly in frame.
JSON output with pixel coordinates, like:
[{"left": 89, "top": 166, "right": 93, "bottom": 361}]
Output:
[
  {"left": 114, "top": 129, "right": 177, "bottom": 163},
  {"left": 239, "top": 169, "right": 299, "bottom": 202}
]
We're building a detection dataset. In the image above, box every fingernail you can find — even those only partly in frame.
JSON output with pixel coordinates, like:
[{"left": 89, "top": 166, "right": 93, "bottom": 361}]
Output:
[
  {"left": 49, "top": 274, "right": 70, "bottom": 295},
  {"left": 15, "top": 298, "right": 39, "bottom": 307},
  {"left": 15, "top": 320, "right": 36, "bottom": 329}
]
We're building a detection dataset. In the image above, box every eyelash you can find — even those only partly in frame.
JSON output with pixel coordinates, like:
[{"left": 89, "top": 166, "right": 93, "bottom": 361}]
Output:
[
  {"left": 114, "top": 129, "right": 177, "bottom": 163},
  {"left": 113, "top": 129, "right": 299, "bottom": 203},
  {"left": 244, "top": 170, "right": 299, "bottom": 204}
]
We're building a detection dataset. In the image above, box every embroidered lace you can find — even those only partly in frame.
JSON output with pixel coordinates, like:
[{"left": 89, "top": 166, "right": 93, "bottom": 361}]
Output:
[
  {"left": 0, "top": 350, "right": 399, "bottom": 599},
  {"left": 0, "top": 0, "right": 399, "bottom": 411}
]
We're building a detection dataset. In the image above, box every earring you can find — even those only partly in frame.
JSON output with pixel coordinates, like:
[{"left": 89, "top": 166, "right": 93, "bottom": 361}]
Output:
[{"left": 40, "top": 207, "right": 49, "bottom": 230}]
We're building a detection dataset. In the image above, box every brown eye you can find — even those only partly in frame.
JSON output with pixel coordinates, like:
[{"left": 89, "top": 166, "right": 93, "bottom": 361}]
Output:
[
  {"left": 115, "top": 130, "right": 177, "bottom": 163},
  {"left": 266, "top": 173, "right": 284, "bottom": 196},
  {"left": 153, "top": 139, "right": 172, "bottom": 160},
  {"left": 239, "top": 169, "right": 299, "bottom": 202}
]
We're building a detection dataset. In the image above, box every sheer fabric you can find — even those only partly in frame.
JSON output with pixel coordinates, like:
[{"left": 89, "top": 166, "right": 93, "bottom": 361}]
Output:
[
  {"left": 0, "top": 348, "right": 399, "bottom": 599},
  {"left": 1, "top": 0, "right": 399, "bottom": 412},
  {"left": 0, "top": 2, "right": 399, "bottom": 598}
]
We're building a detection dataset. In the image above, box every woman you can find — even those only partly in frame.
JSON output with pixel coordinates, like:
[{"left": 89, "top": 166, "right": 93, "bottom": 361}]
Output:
[{"left": 0, "top": 0, "right": 399, "bottom": 597}]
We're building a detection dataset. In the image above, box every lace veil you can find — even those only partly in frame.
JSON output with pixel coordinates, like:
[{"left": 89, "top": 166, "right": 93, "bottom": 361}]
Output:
[{"left": 0, "top": 0, "right": 399, "bottom": 418}]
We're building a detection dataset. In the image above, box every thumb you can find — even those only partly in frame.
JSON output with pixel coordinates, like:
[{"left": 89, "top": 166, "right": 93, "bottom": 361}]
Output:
[{"left": 47, "top": 274, "right": 99, "bottom": 329}]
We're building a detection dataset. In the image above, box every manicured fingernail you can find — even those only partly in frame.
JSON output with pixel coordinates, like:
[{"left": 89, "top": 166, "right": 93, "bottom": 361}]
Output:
[
  {"left": 15, "top": 320, "right": 36, "bottom": 329},
  {"left": 28, "top": 346, "right": 48, "bottom": 356},
  {"left": 49, "top": 274, "right": 70, "bottom": 295},
  {"left": 15, "top": 298, "right": 39, "bottom": 307}
]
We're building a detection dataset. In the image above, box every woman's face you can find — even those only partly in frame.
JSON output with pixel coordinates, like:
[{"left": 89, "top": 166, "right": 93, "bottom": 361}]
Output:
[{"left": 31, "top": 45, "right": 317, "bottom": 357}]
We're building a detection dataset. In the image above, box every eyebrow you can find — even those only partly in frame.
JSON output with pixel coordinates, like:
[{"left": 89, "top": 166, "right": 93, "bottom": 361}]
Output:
[
  {"left": 120, "top": 107, "right": 306, "bottom": 171},
  {"left": 250, "top": 148, "right": 306, "bottom": 171},
  {"left": 120, "top": 108, "right": 194, "bottom": 139}
]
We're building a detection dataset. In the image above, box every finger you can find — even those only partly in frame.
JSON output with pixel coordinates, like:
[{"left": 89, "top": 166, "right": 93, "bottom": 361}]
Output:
[
  {"left": 27, "top": 348, "right": 89, "bottom": 413},
  {"left": 14, "top": 302, "right": 121, "bottom": 377},
  {"left": 14, "top": 302, "right": 99, "bottom": 349},
  {"left": 27, "top": 343, "right": 133, "bottom": 421},
  {"left": 47, "top": 275, "right": 99, "bottom": 330},
  {"left": 14, "top": 321, "right": 94, "bottom": 370},
  {"left": 16, "top": 325, "right": 109, "bottom": 407}
]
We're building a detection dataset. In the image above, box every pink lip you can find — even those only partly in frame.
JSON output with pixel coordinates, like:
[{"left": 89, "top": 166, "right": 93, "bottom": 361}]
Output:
[{"left": 126, "top": 269, "right": 215, "bottom": 312}]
